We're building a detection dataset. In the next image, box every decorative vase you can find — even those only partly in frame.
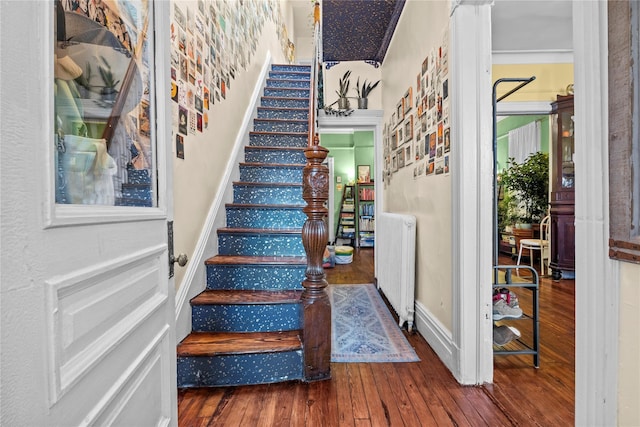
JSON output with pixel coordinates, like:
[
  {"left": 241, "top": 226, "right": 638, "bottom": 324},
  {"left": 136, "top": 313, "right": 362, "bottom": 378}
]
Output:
[
  {"left": 337, "top": 97, "right": 350, "bottom": 110},
  {"left": 357, "top": 97, "right": 368, "bottom": 109}
]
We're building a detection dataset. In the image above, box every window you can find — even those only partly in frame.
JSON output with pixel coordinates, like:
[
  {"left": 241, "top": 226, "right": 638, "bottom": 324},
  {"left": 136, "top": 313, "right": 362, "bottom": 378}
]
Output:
[{"left": 53, "top": 0, "right": 155, "bottom": 207}]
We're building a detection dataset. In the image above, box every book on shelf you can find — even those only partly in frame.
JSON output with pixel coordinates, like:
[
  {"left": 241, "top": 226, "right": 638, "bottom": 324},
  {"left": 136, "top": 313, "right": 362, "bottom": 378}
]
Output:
[{"left": 359, "top": 187, "right": 375, "bottom": 201}]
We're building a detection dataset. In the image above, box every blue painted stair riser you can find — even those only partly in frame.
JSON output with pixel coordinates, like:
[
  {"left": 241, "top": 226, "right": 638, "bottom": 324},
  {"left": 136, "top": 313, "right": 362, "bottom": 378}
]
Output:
[
  {"left": 268, "top": 71, "right": 311, "bottom": 80},
  {"left": 217, "top": 233, "right": 304, "bottom": 257},
  {"left": 225, "top": 206, "right": 306, "bottom": 229},
  {"left": 233, "top": 184, "right": 304, "bottom": 205},
  {"left": 264, "top": 88, "right": 309, "bottom": 98},
  {"left": 253, "top": 120, "right": 308, "bottom": 133},
  {"left": 249, "top": 132, "right": 308, "bottom": 147},
  {"left": 244, "top": 148, "right": 306, "bottom": 164},
  {"left": 271, "top": 64, "right": 311, "bottom": 73},
  {"left": 257, "top": 108, "right": 308, "bottom": 120},
  {"left": 206, "top": 264, "right": 305, "bottom": 290},
  {"left": 177, "top": 351, "right": 303, "bottom": 388},
  {"left": 260, "top": 97, "right": 309, "bottom": 109},
  {"left": 239, "top": 165, "right": 303, "bottom": 184},
  {"left": 266, "top": 79, "right": 310, "bottom": 89},
  {"left": 192, "top": 303, "right": 302, "bottom": 332}
]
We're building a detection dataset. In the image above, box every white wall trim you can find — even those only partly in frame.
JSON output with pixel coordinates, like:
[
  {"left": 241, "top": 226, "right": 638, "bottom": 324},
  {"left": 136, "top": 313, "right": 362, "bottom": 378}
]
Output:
[
  {"left": 573, "top": 2, "right": 619, "bottom": 425},
  {"left": 174, "top": 52, "right": 273, "bottom": 342},
  {"left": 492, "top": 50, "right": 574, "bottom": 65},
  {"left": 450, "top": 1, "right": 494, "bottom": 385},
  {"left": 414, "top": 301, "right": 455, "bottom": 373}
]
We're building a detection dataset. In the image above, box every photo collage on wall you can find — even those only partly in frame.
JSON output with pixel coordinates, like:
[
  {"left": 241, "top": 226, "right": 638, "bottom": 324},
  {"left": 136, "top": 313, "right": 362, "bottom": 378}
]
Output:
[
  {"left": 383, "top": 25, "right": 450, "bottom": 186},
  {"left": 170, "top": 0, "right": 293, "bottom": 159}
]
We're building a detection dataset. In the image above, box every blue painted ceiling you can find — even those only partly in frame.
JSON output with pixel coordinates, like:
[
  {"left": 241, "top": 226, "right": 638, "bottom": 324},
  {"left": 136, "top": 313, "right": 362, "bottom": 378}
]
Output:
[{"left": 322, "top": 0, "right": 405, "bottom": 64}]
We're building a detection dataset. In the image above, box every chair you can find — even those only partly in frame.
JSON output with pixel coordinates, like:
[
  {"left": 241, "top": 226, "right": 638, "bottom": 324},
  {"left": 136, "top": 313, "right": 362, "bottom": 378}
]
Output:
[{"left": 516, "top": 215, "right": 550, "bottom": 276}]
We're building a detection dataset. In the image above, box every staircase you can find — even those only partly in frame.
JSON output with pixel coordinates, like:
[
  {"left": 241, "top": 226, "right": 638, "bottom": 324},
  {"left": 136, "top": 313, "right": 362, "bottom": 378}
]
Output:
[{"left": 177, "top": 64, "right": 313, "bottom": 387}]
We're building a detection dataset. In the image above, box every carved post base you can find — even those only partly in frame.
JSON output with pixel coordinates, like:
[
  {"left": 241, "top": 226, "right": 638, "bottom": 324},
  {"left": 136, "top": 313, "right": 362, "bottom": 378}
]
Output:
[{"left": 301, "top": 139, "right": 331, "bottom": 381}]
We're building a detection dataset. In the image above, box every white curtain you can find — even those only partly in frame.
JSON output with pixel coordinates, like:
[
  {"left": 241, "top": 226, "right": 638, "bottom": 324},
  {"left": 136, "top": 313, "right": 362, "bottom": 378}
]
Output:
[{"left": 508, "top": 120, "right": 541, "bottom": 164}]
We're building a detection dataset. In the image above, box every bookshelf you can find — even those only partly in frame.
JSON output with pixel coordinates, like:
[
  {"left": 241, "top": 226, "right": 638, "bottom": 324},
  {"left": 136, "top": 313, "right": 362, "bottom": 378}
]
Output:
[{"left": 357, "top": 183, "right": 375, "bottom": 248}]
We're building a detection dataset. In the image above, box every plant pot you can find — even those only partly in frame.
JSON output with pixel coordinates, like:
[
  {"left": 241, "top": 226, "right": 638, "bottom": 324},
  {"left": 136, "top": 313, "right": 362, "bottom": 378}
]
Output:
[
  {"left": 101, "top": 87, "right": 118, "bottom": 103},
  {"left": 357, "top": 97, "right": 368, "bottom": 109},
  {"left": 337, "top": 97, "right": 350, "bottom": 110}
]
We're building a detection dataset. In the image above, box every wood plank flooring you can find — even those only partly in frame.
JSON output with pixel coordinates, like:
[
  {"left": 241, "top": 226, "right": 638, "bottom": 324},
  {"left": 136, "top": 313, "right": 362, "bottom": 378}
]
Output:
[{"left": 178, "top": 248, "right": 575, "bottom": 426}]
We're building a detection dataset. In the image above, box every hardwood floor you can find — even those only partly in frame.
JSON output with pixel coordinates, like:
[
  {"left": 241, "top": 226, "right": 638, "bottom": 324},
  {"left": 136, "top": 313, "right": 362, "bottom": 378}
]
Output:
[{"left": 178, "top": 248, "right": 575, "bottom": 426}]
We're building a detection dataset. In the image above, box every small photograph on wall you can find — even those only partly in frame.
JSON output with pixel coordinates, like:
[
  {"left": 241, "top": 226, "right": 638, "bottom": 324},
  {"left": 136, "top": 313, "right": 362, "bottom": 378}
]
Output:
[
  {"left": 171, "top": 81, "right": 178, "bottom": 103},
  {"left": 435, "top": 158, "right": 445, "bottom": 175},
  {"left": 397, "top": 148, "right": 405, "bottom": 169},
  {"left": 396, "top": 101, "right": 404, "bottom": 126},
  {"left": 178, "top": 106, "right": 188, "bottom": 135},
  {"left": 404, "top": 144, "right": 413, "bottom": 166},
  {"left": 176, "top": 134, "right": 185, "bottom": 159},
  {"left": 444, "top": 155, "right": 450, "bottom": 174},
  {"left": 404, "top": 116, "right": 413, "bottom": 143},
  {"left": 189, "top": 110, "right": 197, "bottom": 134},
  {"left": 392, "top": 153, "right": 398, "bottom": 172},
  {"left": 175, "top": 5, "right": 186, "bottom": 30},
  {"left": 427, "top": 159, "right": 435, "bottom": 175},
  {"left": 357, "top": 165, "right": 371, "bottom": 183},
  {"left": 444, "top": 127, "right": 451, "bottom": 153},
  {"left": 403, "top": 88, "right": 413, "bottom": 113},
  {"left": 429, "top": 132, "right": 436, "bottom": 158}
]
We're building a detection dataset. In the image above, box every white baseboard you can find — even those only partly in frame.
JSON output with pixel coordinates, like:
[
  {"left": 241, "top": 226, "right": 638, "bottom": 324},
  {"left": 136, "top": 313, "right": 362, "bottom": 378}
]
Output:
[
  {"left": 174, "top": 52, "right": 273, "bottom": 343},
  {"left": 414, "top": 300, "right": 457, "bottom": 376}
]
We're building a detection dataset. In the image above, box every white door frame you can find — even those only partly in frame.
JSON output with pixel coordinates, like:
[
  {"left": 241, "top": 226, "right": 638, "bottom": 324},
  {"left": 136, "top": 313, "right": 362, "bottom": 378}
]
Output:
[{"left": 573, "top": 1, "right": 619, "bottom": 424}]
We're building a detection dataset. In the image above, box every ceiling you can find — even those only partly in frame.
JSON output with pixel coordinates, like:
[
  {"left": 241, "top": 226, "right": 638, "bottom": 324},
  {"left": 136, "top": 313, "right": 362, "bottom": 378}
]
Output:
[{"left": 291, "top": 0, "right": 573, "bottom": 63}]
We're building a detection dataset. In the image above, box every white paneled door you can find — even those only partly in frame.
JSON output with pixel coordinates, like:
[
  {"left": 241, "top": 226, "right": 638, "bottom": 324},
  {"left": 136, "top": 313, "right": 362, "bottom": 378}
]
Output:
[{"left": 0, "top": 1, "right": 177, "bottom": 425}]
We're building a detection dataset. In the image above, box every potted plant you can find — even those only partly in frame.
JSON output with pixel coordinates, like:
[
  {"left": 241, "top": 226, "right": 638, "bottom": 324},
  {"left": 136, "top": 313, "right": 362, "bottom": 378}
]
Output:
[
  {"left": 335, "top": 70, "right": 351, "bottom": 110},
  {"left": 500, "top": 151, "right": 549, "bottom": 227},
  {"left": 74, "top": 63, "right": 95, "bottom": 99},
  {"left": 98, "top": 55, "right": 120, "bottom": 102},
  {"left": 354, "top": 77, "right": 380, "bottom": 109}
]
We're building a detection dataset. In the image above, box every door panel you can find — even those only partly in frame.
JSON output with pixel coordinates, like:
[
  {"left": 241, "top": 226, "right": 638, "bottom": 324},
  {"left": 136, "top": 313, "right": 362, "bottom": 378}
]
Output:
[{"left": 0, "top": 1, "right": 176, "bottom": 425}]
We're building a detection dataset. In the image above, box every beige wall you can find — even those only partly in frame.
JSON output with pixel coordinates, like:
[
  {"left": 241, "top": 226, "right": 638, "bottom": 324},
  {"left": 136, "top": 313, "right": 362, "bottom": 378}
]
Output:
[
  {"left": 381, "top": 0, "right": 452, "bottom": 330},
  {"left": 619, "top": 261, "right": 640, "bottom": 426},
  {"left": 170, "top": 1, "right": 291, "bottom": 288}
]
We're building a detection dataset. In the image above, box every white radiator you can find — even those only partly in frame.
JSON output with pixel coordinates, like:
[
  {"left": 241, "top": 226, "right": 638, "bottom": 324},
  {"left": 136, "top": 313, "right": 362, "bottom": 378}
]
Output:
[{"left": 376, "top": 212, "right": 416, "bottom": 331}]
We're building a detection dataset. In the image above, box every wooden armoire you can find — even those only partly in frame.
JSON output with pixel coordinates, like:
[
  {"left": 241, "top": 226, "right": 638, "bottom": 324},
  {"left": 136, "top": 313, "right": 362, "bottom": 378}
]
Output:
[{"left": 549, "top": 94, "right": 575, "bottom": 279}]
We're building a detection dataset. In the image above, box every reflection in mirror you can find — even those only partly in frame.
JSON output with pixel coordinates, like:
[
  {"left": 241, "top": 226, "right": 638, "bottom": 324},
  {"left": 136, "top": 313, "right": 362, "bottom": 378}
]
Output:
[{"left": 53, "top": 0, "right": 155, "bottom": 207}]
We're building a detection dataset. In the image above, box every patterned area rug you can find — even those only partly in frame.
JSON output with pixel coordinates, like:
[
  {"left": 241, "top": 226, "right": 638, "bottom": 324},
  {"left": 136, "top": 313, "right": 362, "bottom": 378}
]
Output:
[{"left": 328, "top": 283, "right": 420, "bottom": 363}]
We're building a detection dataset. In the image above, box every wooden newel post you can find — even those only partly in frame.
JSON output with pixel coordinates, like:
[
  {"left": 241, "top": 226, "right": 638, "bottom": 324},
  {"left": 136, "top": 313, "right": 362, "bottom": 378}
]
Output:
[{"left": 301, "top": 134, "right": 331, "bottom": 382}]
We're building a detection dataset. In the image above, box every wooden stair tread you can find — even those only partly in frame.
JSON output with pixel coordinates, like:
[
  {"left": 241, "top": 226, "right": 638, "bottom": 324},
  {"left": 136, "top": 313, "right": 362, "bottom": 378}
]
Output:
[
  {"left": 205, "top": 255, "right": 306, "bottom": 265},
  {"left": 225, "top": 203, "right": 305, "bottom": 209},
  {"left": 217, "top": 227, "right": 301, "bottom": 234},
  {"left": 233, "top": 181, "right": 302, "bottom": 187},
  {"left": 191, "top": 289, "right": 303, "bottom": 305},
  {"left": 240, "top": 162, "right": 305, "bottom": 168},
  {"left": 177, "top": 331, "right": 302, "bottom": 357}
]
